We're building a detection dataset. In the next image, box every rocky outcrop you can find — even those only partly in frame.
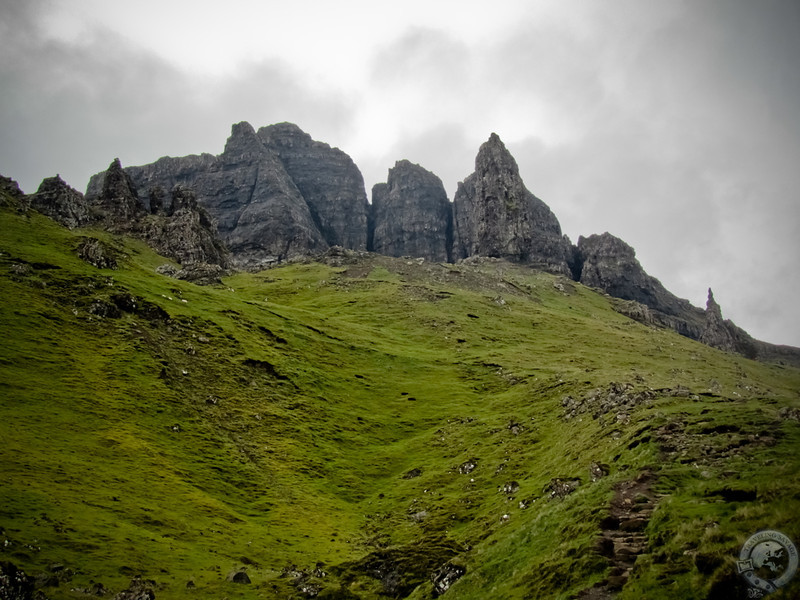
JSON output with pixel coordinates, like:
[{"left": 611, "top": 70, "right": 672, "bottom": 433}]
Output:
[
  {"left": 371, "top": 160, "right": 452, "bottom": 262},
  {"left": 699, "top": 289, "right": 739, "bottom": 353},
  {"left": 86, "top": 160, "right": 229, "bottom": 269},
  {"left": 28, "top": 174, "right": 92, "bottom": 229},
  {"left": 91, "top": 158, "right": 147, "bottom": 230},
  {"left": 141, "top": 186, "right": 230, "bottom": 268},
  {"left": 452, "top": 134, "right": 573, "bottom": 275},
  {"left": 574, "top": 232, "right": 706, "bottom": 338},
  {"left": 0, "top": 175, "right": 26, "bottom": 211},
  {"left": 258, "top": 122, "right": 369, "bottom": 250},
  {"left": 87, "top": 122, "right": 366, "bottom": 269}
]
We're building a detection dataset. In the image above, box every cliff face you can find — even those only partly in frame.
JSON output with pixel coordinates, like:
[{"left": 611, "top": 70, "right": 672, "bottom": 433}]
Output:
[
  {"left": 258, "top": 122, "right": 369, "bottom": 251},
  {"left": 82, "top": 159, "right": 229, "bottom": 269},
  {"left": 75, "top": 121, "right": 798, "bottom": 363},
  {"left": 28, "top": 175, "right": 92, "bottom": 229},
  {"left": 87, "top": 122, "right": 326, "bottom": 269},
  {"left": 452, "top": 134, "right": 574, "bottom": 276},
  {"left": 371, "top": 160, "right": 452, "bottom": 262}
]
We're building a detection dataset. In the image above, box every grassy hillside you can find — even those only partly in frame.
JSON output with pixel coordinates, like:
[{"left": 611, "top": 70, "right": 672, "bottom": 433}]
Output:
[{"left": 1, "top": 201, "right": 799, "bottom": 599}]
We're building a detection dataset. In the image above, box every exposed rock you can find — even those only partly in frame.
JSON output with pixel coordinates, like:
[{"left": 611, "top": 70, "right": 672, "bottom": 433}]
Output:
[
  {"left": 575, "top": 233, "right": 703, "bottom": 329},
  {"left": 590, "top": 462, "right": 610, "bottom": 482},
  {"left": 0, "top": 561, "right": 34, "bottom": 600},
  {"left": 141, "top": 186, "right": 229, "bottom": 268},
  {"left": 91, "top": 158, "right": 146, "bottom": 230},
  {"left": 87, "top": 122, "right": 334, "bottom": 269},
  {"left": 431, "top": 562, "right": 466, "bottom": 596},
  {"left": 28, "top": 175, "right": 91, "bottom": 228},
  {"left": 258, "top": 122, "right": 369, "bottom": 250},
  {"left": 699, "top": 288, "right": 741, "bottom": 353},
  {"left": 402, "top": 468, "right": 423, "bottom": 479},
  {"left": 174, "top": 263, "right": 226, "bottom": 286},
  {"left": 86, "top": 161, "right": 229, "bottom": 268},
  {"left": 227, "top": 569, "right": 251, "bottom": 584},
  {"left": 0, "top": 175, "right": 25, "bottom": 203},
  {"left": 77, "top": 237, "right": 119, "bottom": 269},
  {"left": 452, "top": 134, "right": 573, "bottom": 275},
  {"left": 113, "top": 577, "right": 156, "bottom": 599},
  {"left": 457, "top": 458, "right": 478, "bottom": 474},
  {"left": 544, "top": 478, "right": 581, "bottom": 499},
  {"left": 371, "top": 160, "right": 452, "bottom": 262}
]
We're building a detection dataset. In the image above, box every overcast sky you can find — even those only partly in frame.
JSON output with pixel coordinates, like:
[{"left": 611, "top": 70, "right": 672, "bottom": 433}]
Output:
[{"left": 2, "top": 0, "right": 799, "bottom": 346}]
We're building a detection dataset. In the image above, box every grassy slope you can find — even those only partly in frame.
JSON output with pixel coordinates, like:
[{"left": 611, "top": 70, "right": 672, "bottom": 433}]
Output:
[{"left": 1, "top": 202, "right": 799, "bottom": 599}]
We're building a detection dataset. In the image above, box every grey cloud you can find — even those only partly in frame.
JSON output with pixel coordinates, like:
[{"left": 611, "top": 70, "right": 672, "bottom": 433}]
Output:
[{"left": 0, "top": 5, "right": 356, "bottom": 193}]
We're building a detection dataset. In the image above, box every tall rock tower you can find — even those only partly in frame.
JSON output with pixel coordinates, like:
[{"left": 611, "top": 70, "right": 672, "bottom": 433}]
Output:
[{"left": 452, "top": 134, "right": 573, "bottom": 275}]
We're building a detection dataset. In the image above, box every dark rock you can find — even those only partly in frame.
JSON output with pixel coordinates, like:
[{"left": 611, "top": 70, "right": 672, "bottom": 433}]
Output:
[
  {"left": 28, "top": 175, "right": 91, "bottom": 228},
  {"left": 402, "top": 468, "right": 423, "bottom": 479},
  {"left": 148, "top": 186, "right": 165, "bottom": 215},
  {"left": 0, "top": 562, "right": 35, "bottom": 600},
  {"left": 501, "top": 481, "right": 520, "bottom": 495},
  {"left": 544, "top": 478, "right": 580, "bottom": 499},
  {"left": 87, "top": 122, "right": 329, "bottom": 270},
  {"left": 77, "top": 237, "right": 118, "bottom": 269},
  {"left": 452, "top": 134, "right": 573, "bottom": 275},
  {"left": 431, "top": 562, "right": 465, "bottom": 596},
  {"left": 141, "top": 186, "right": 230, "bottom": 268},
  {"left": 172, "top": 262, "right": 225, "bottom": 286},
  {"left": 371, "top": 160, "right": 451, "bottom": 262},
  {"left": 457, "top": 458, "right": 478, "bottom": 475},
  {"left": 575, "top": 232, "right": 704, "bottom": 331},
  {"left": 113, "top": 577, "right": 155, "bottom": 600},
  {"left": 259, "top": 122, "right": 369, "bottom": 250},
  {"left": 699, "top": 288, "right": 737, "bottom": 352},
  {"left": 1, "top": 175, "right": 25, "bottom": 204},
  {"left": 91, "top": 158, "right": 146, "bottom": 230},
  {"left": 227, "top": 569, "right": 251, "bottom": 584},
  {"left": 590, "top": 462, "right": 610, "bottom": 482}
]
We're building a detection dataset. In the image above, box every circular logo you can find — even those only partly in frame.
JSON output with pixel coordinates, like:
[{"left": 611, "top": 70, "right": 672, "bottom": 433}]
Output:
[{"left": 737, "top": 530, "right": 798, "bottom": 594}]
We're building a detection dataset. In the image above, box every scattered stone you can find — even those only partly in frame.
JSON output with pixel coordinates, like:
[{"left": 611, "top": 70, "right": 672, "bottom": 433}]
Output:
[
  {"left": 155, "top": 264, "right": 178, "bottom": 277},
  {"left": 431, "top": 562, "right": 466, "bottom": 597},
  {"left": 457, "top": 458, "right": 479, "bottom": 475},
  {"left": 562, "top": 383, "right": 655, "bottom": 422},
  {"left": 501, "top": 481, "right": 520, "bottom": 495},
  {"left": 174, "top": 263, "right": 226, "bottom": 286},
  {"left": 113, "top": 577, "right": 155, "bottom": 600},
  {"left": 402, "top": 468, "right": 422, "bottom": 479},
  {"left": 544, "top": 478, "right": 581, "bottom": 499},
  {"left": 590, "top": 462, "right": 610, "bottom": 482},
  {"left": 778, "top": 406, "right": 800, "bottom": 422}
]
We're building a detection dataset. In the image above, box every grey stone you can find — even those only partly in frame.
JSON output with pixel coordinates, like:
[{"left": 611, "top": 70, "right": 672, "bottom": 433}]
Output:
[
  {"left": 371, "top": 160, "right": 451, "bottom": 262},
  {"left": 452, "top": 133, "right": 573, "bottom": 275}
]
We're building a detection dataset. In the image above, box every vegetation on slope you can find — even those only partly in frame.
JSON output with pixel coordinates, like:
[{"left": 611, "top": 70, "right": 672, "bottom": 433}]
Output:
[{"left": 1, "top": 200, "right": 799, "bottom": 599}]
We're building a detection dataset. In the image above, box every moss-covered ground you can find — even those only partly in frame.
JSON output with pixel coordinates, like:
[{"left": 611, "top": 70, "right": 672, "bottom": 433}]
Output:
[{"left": 1, "top": 201, "right": 799, "bottom": 599}]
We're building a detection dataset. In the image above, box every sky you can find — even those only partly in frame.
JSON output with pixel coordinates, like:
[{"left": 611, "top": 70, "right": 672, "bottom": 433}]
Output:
[{"left": 1, "top": 0, "right": 799, "bottom": 346}]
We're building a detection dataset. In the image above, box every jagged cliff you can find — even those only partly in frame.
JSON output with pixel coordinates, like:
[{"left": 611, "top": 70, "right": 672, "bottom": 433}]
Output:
[
  {"left": 452, "top": 133, "right": 574, "bottom": 276},
  {"left": 14, "top": 120, "right": 797, "bottom": 365}
]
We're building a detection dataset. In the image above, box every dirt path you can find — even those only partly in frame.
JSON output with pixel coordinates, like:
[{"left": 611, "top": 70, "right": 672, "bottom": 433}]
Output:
[{"left": 576, "top": 470, "right": 659, "bottom": 599}]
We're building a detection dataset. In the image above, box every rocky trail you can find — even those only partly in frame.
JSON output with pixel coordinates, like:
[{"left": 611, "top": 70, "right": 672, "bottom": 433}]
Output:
[{"left": 577, "top": 471, "right": 659, "bottom": 599}]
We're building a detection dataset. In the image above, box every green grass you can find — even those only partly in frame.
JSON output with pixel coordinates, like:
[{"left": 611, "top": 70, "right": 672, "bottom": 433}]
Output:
[{"left": 1, "top": 202, "right": 799, "bottom": 599}]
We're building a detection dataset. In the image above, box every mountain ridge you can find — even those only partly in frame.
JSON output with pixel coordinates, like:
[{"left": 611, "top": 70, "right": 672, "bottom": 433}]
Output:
[{"left": 11, "top": 120, "right": 794, "bottom": 365}]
